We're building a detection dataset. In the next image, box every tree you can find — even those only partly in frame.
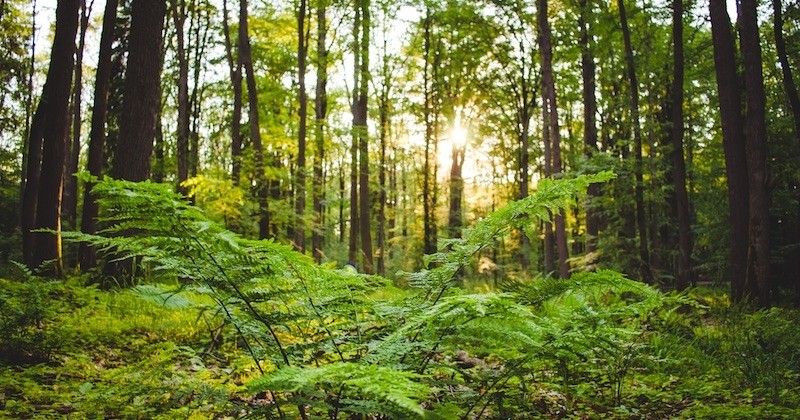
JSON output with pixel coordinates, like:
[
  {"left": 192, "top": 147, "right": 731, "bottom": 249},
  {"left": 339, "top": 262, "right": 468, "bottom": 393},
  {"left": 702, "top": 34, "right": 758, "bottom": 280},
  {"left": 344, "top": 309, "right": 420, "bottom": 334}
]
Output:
[
  {"left": 221, "top": 0, "right": 243, "bottom": 186},
  {"left": 356, "top": 0, "right": 373, "bottom": 274},
  {"left": 169, "top": 0, "right": 190, "bottom": 193},
  {"left": 579, "top": 0, "right": 600, "bottom": 254},
  {"left": 22, "top": 0, "right": 80, "bottom": 275},
  {"left": 616, "top": 0, "right": 651, "bottom": 282},
  {"left": 294, "top": 0, "right": 309, "bottom": 252},
  {"left": 738, "top": 0, "right": 771, "bottom": 306},
  {"left": 79, "top": 0, "right": 118, "bottom": 269},
  {"left": 538, "top": 0, "right": 570, "bottom": 278},
  {"left": 312, "top": 0, "right": 328, "bottom": 263},
  {"left": 110, "top": 0, "right": 166, "bottom": 182},
  {"left": 709, "top": 0, "right": 749, "bottom": 302},
  {"left": 670, "top": 0, "right": 692, "bottom": 289}
]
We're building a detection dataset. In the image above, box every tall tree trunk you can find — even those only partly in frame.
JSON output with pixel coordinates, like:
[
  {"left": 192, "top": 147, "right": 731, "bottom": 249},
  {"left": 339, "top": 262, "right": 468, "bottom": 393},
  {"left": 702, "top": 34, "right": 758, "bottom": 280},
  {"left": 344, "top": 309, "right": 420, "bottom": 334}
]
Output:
[
  {"left": 739, "top": 0, "right": 771, "bottom": 306},
  {"left": 448, "top": 117, "right": 465, "bottom": 239},
  {"left": 422, "top": 10, "right": 437, "bottom": 256},
  {"left": 111, "top": 0, "right": 166, "bottom": 182},
  {"left": 79, "top": 0, "right": 118, "bottom": 269},
  {"left": 239, "top": 0, "right": 269, "bottom": 239},
  {"left": 538, "top": 0, "right": 570, "bottom": 278},
  {"left": 542, "top": 103, "right": 555, "bottom": 274},
  {"left": 222, "top": 0, "right": 243, "bottom": 186},
  {"left": 294, "top": 0, "right": 308, "bottom": 252},
  {"left": 376, "top": 17, "right": 390, "bottom": 275},
  {"left": 312, "top": 0, "right": 328, "bottom": 263},
  {"left": 671, "top": 0, "right": 692, "bottom": 289},
  {"left": 357, "top": 0, "right": 373, "bottom": 274},
  {"left": 62, "top": 0, "right": 90, "bottom": 241},
  {"left": 26, "top": 0, "right": 80, "bottom": 275},
  {"left": 617, "top": 0, "right": 651, "bottom": 282},
  {"left": 348, "top": 2, "right": 361, "bottom": 265},
  {"left": 579, "top": 0, "right": 600, "bottom": 254},
  {"left": 771, "top": 0, "right": 800, "bottom": 297},
  {"left": 170, "top": 0, "right": 189, "bottom": 192}
]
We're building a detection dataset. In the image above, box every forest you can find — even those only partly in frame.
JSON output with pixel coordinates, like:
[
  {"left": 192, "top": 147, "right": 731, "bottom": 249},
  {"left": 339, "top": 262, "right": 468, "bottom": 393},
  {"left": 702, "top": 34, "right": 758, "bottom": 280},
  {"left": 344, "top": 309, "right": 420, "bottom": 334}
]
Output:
[{"left": 1, "top": 0, "right": 799, "bottom": 417}]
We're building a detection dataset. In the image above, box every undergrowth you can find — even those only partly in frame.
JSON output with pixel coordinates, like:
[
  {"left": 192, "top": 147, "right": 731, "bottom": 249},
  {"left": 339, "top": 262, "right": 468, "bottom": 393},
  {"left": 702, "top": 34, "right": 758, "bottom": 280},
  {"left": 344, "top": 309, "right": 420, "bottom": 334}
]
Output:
[{"left": 2, "top": 171, "right": 799, "bottom": 418}]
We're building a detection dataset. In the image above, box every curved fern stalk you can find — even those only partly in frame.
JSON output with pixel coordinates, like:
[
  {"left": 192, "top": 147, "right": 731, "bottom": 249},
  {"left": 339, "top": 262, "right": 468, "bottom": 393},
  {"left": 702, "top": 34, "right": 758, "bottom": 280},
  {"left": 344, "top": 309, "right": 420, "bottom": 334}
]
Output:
[{"left": 395, "top": 172, "right": 616, "bottom": 366}]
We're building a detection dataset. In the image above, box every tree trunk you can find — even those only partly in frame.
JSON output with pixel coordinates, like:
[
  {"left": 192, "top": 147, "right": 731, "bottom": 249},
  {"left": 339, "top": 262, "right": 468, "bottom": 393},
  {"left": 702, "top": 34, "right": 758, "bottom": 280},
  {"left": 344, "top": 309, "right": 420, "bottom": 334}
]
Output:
[
  {"left": 111, "top": 0, "right": 166, "bottom": 182},
  {"left": 617, "top": 0, "right": 651, "bottom": 282},
  {"left": 579, "top": 0, "right": 600, "bottom": 254},
  {"left": 348, "top": 3, "right": 361, "bottom": 266},
  {"left": 239, "top": 0, "right": 270, "bottom": 239},
  {"left": 538, "top": 0, "right": 570, "bottom": 279},
  {"left": 542, "top": 103, "right": 555, "bottom": 274},
  {"left": 738, "top": 0, "right": 771, "bottom": 306},
  {"left": 357, "top": 0, "right": 373, "bottom": 274},
  {"left": 79, "top": 0, "right": 118, "bottom": 269},
  {"left": 376, "top": 17, "right": 390, "bottom": 275},
  {"left": 312, "top": 0, "right": 328, "bottom": 263},
  {"left": 294, "top": 0, "right": 308, "bottom": 252},
  {"left": 170, "top": 0, "right": 190, "bottom": 193},
  {"left": 422, "top": 10, "right": 437, "bottom": 256},
  {"left": 62, "top": 0, "right": 90, "bottom": 240},
  {"left": 222, "top": 0, "right": 243, "bottom": 186}
]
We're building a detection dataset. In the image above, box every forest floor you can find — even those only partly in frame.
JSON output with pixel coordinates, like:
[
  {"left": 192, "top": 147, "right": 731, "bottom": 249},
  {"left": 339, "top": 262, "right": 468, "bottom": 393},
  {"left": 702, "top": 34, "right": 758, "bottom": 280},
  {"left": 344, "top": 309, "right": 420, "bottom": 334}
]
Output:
[{"left": 1, "top": 271, "right": 799, "bottom": 419}]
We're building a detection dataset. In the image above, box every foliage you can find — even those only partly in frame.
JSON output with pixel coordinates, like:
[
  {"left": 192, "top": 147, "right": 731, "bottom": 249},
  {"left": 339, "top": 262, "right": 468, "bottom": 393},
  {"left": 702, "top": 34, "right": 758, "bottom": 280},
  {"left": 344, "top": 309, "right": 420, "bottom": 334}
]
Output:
[{"left": 2, "top": 171, "right": 786, "bottom": 418}]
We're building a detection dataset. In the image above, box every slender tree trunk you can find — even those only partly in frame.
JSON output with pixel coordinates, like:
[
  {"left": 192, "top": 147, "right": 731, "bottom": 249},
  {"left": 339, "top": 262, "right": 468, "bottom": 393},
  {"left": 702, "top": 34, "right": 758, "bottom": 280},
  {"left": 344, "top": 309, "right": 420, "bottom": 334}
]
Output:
[
  {"left": 376, "top": 21, "right": 390, "bottom": 275},
  {"left": 312, "top": 0, "right": 328, "bottom": 263},
  {"left": 579, "top": 0, "right": 600, "bottom": 254},
  {"left": 79, "top": 0, "right": 118, "bottom": 269},
  {"left": 541, "top": 104, "right": 555, "bottom": 274},
  {"left": 348, "top": 2, "right": 361, "bottom": 265},
  {"left": 356, "top": 0, "right": 373, "bottom": 273},
  {"left": 293, "top": 0, "right": 308, "bottom": 252},
  {"left": 111, "top": 0, "right": 166, "bottom": 182},
  {"left": 28, "top": 0, "right": 81, "bottom": 275},
  {"left": 671, "top": 0, "right": 692, "bottom": 289},
  {"left": 222, "top": 0, "right": 243, "bottom": 186},
  {"left": 422, "top": 10, "right": 437, "bottom": 256},
  {"left": 617, "top": 0, "right": 651, "bottom": 282},
  {"left": 169, "top": 0, "right": 189, "bottom": 193},
  {"left": 448, "top": 122, "right": 465, "bottom": 239},
  {"left": 239, "top": 0, "right": 270, "bottom": 239},
  {"left": 62, "top": 0, "right": 90, "bottom": 241},
  {"left": 739, "top": 0, "right": 771, "bottom": 306},
  {"left": 538, "top": 0, "right": 570, "bottom": 278}
]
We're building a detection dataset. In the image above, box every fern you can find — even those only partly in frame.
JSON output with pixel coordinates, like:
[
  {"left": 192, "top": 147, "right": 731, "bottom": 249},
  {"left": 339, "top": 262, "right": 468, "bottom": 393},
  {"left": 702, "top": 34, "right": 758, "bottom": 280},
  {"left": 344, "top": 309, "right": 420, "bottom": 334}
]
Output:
[{"left": 62, "top": 171, "right": 697, "bottom": 417}]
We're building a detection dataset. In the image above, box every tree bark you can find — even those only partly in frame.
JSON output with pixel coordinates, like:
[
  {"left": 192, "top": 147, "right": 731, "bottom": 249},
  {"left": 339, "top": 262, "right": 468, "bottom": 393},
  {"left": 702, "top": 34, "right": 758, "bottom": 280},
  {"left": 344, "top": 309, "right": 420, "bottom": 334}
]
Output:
[
  {"left": 62, "top": 0, "right": 90, "bottom": 240},
  {"left": 579, "top": 0, "right": 600, "bottom": 254},
  {"left": 671, "top": 0, "right": 692, "bottom": 289},
  {"left": 79, "top": 0, "right": 118, "bottom": 269},
  {"left": 294, "top": 0, "right": 308, "bottom": 252},
  {"left": 617, "top": 0, "right": 651, "bottom": 282},
  {"left": 356, "top": 0, "right": 373, "bottom": 274},
  {"left": 239, "top": 0, "right": 270, "bottom": 239},
  {"left": 348, "top": 2, "right": 361, "bottom": 265},
  {"left": 422, "top": 9, "right": 437, "bottom": 256},
  {"left": 222, "top": 0, "right": 243, "bottom": 186},
  {"left": 169, "top": 0, "right": 190, "bottom": 193},
  {"left": 110, "top": 0, "right": 166, "bottom": 182},
  {"left": 27, "top": 0, "right": 81, "bottom": 275},
  {"left": 538, "top": 0, "right": 570, "bottom": 279},
  {"left": 738, "top": 0, "right": 771, "bottom": 306},
  {"left": 312, "top": 0, "right": 328, "bottom": 263}
]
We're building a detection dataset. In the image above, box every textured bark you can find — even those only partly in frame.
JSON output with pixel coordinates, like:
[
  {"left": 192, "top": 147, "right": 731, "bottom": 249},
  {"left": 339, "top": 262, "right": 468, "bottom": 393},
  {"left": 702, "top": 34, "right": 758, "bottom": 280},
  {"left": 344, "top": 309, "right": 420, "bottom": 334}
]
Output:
[
  {"left": 356, "top": 0, "right": 373, "bottom": 274},
  {"left": 29, "top": 0, "right": 80, "bottom": 275},
  {"left": 541, "top": 104, "right": 555, "bottom": 274},
  {"left": 709, "top": 0, "right": 749, "bottom": 302},
  {"left": 239, "top": 0, "right": 270, "bottom": 239},
  {"left": 110, "top": 0, "right": 166, "bottom": 182},
  {"left": 738, "top": 0, "right": 772, "bottom": 306},
  {"left": 222, "top": 0, "right": 243, "bottom": 186},
  {"left": 579, "top": 0, "right": 600, "bottom": 254},
  {"left": 617, "top": 0, "right": 651, "bottom": 282},
  {"left": 448, "top": 132, "right": 465, "bottom": 239},
  {"left": 538, "top": 0, "right": 570, "bottom": 278},
  {"left": 62, "top": 0, "right": 90, "bottom": 238},
  {"left": 170, "top": 0, "right": 190, "bottom": 193},
  {"left": 422, "top": 10, "right": 437, "bottom": 256},
  {"left": 671, "top": 0, "right": 692, "bottom": 289},
  {"left": 79, "top": 0, "right": 118, "bottom": 269},
  {"left": 294, "top": 0, "right": 308, "bottom": 252},
  {"left": 348, "top": 3, "right": 361, "bottom": 265},
  {"left": 22, "top": 97, "right": 45, "bottom": 268},
  {"left": 376, "top": 13, "right": 390, "bottom": 275},
  {"left": 312, "top": 0, "right": 328, "bottom": 263}
]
